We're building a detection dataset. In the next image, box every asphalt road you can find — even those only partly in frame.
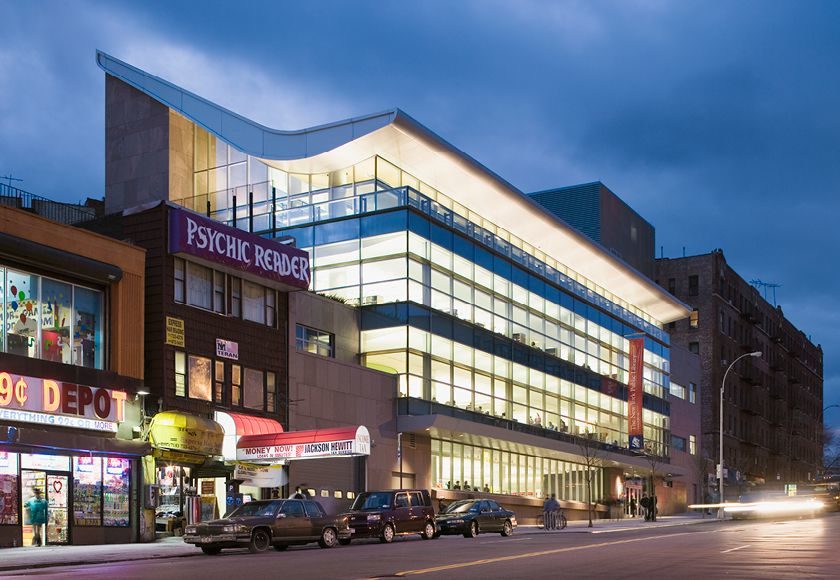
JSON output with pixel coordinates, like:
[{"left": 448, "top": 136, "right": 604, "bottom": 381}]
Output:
[{"left": 5, "top": 515, "right": 839, "bottom": 579}]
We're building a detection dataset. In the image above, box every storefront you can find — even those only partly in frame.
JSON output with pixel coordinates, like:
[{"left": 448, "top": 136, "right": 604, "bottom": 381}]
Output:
[
  {"left": 0, "top": 372, "right": 145, "bottom": 546},
  {"left": 236, "top": 425, "right": 370, "bottom": 512},
  {"left": 147, "top": 411, "right": 224, "bottom": 532}
]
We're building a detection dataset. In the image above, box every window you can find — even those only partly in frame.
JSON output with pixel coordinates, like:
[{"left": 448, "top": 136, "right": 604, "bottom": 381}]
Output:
[
  {"left": 671, "top": 381, "right": 686, "bottom": 400},
  {"left": 667, "top": 278, "right": 676, "bottom": 294},
  {"left": 5, "top": 267, "right": 105, "bottom": 370},
  {"left": 188, "top": 355, "right": 212, "bottom": 401},
  {"left": 281, "top": 501, "right": 305, "bottom": 517},
  {"left": 689, "top": 342, "right": 699, "bottom": 354},
  {"left": 230, "top": 277, "right": 241, "bottom": 318},
  {"left": 231, "top": 364, "right": 242, "bottom": 406},
  {"left": 213, "top": 271, "right": 225, "bottom": 313},
  {"left": 214, "top": 360, "right": 225, "bottom": 403},
  {"left": 304, "top": 501, "right": 324, "bottom": 518},
  {"left": 175, "top": 351, "right": 186, "bottom": 397},
  {"left": 296, "top": 324, "right": 334, "bottom": 357},
  {"left": 186, "top": 262, "right": 212, "bottom": 309},
  {"left": 395, "top": 493, "right": 409, "bottom": 508},
  {"left": 265, "top": 289, "right": 276, "bottom": 327},
  {"left": 689, "top": 382, "right": 697, "bottom": 404},
  {"left": 266, "top": 371, "right": 277, "bottom": 413},
  {"left": 689, "top": 435, "right": 697, "bottom": 455},
  {"left": 672, "top": 435, "right": 687, "bottom": 452},
  {"left": 689, "top": 309, "right": 699, "bottom": 329},
  {"left": 243, "top": 368, "right": 264, "bottom": 410},
  {"left": 688, "top": 275, "right": 699, "bottom": 296},
  {"left": 243, "top": 280, "right": 275, "bottom": 326},
  {"left": 174, "top": 258, "right": 185, "bottom": 303}
]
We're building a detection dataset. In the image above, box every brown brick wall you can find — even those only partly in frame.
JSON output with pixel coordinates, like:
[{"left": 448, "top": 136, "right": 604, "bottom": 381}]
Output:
[{"left": 656, "top": 251, "right": 823, "bottom": 487}]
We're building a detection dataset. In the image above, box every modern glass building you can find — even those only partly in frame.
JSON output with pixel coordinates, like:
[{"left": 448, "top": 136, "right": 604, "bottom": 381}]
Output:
[{"left": 98, "top": 51, "right": 690, "bottom": 511}]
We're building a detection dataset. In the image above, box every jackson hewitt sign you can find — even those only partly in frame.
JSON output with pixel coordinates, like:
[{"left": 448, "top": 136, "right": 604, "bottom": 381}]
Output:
[{"left": 168, "top": 207, "right": 310, "bottom": 289}]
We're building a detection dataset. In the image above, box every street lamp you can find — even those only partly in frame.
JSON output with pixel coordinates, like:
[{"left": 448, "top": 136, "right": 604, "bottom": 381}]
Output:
[{"left": 718, "top": 350, "right": 762, "bottom": 519}]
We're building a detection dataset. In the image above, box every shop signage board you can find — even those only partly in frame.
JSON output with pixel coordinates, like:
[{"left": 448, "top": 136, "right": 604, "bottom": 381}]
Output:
[
  {"left": 165, "top": 317, "right": 185, "bottom": 347},
  {"left": 627, "top": 337, "right": 645, "bottom": 450},
  {"left": 237, "top": 425, "right": 371, "bottom": 462},
  {"left": 168, "top": 207, "right": 311, "bottom": 290},
  {"left": 233, "top": 463, "right": 286, "bottom": 487},
  {"left": 201, "top": 480, "right": 215, "bottom": 495},
  {"left": 215, "top": 338, "right": 239, "bottom": 360},
  {"left": 0, "top": 372, "right": 126, "bottom": 433}
]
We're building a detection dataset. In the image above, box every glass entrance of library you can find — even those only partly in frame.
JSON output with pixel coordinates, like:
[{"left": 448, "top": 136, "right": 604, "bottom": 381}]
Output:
[{"left": 21, "top": 470, "right": 70, "bottom": 545}]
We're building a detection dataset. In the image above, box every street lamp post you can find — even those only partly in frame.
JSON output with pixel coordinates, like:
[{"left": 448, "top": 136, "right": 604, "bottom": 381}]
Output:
[{"left": 718, "top": 350, "right": 762, "bottom": 519}]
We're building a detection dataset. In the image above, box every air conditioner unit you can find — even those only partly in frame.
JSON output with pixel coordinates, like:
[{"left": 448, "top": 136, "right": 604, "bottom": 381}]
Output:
[
  {"left": 362, "top": 295, "right": 383, "bottom": 305},
  {"left": 512, "top": 333, "right": 526, "bottom": 343},
  {"left": 546, "top": 347, "right": 558, "bottom": 356}
]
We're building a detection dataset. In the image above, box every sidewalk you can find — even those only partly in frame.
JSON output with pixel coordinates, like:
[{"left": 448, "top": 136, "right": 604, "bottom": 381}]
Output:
[
  {"left": 0, "top": 536, "right": 198, "bottom": 573},
  {"left": 517, "top": 511, "right": 719, "bottom": 534},
  {"left": 0, "top": 513, "right": 718, "bottom": 573}
]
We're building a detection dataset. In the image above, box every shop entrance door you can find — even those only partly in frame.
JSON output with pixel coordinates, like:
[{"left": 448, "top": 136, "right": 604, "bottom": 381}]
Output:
[
  {"left": 46, "top": 474, "right": 69, "bottom": 544},
  {"left": 21, "top": 470, "right": 70, "bottom": 545}
]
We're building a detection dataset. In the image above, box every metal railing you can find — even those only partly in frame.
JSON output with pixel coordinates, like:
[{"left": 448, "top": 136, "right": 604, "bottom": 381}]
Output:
[{"left": 0, "top": 183, "right": 97, "bottom": 225}]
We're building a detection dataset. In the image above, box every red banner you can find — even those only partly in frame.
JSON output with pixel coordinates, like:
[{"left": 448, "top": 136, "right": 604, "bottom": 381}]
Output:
[{"left": 627, "top": 338, "right": 645, "bottom": 450}]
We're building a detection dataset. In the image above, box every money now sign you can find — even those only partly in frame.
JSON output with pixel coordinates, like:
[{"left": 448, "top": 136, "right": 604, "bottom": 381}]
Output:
[{"left": 236, "top": 425, "right": 371, "bottom": 463}]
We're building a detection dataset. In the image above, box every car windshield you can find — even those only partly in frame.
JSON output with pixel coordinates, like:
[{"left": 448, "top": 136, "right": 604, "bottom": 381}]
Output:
[
  {"left": 351, "top": 492, "right": 393, "bottom": 511},
  {"left": 227, "top": 501, "right": 282, "bottom": 518},
  {"left": 443, "top": 501, "right": 478, "bottom": 514}
]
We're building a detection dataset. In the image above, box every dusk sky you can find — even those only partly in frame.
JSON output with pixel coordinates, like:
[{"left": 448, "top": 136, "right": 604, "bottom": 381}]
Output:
[{"left": 1, "top": 1, "right": 838, "bottom": 425}]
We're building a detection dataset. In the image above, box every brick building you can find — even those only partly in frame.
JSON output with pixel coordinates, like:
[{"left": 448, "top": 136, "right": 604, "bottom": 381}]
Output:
[{"left": 656, "top": 250, "right": 823, "bottom": 498}]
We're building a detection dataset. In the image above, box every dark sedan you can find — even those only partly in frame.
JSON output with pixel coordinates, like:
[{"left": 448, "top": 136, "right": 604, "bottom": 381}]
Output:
[
  {"left": 435, "top": 499, "right": 516, "bottom": 538},
  {"left": 184, "top": 499, "right": 350, "bottom": 554}
]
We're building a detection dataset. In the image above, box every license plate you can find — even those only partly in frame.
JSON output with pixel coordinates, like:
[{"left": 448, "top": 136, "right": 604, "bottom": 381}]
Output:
[{"left": 199, "top": 536, "right": 214, "bottom": 543}]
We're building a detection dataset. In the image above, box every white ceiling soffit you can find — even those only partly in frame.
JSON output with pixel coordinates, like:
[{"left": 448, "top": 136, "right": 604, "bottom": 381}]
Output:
[{"left": 96, "top": 50, "right": 689, "bottom": 324}]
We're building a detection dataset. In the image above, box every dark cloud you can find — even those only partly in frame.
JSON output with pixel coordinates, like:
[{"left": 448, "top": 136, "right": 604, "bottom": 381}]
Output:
[{"left": 0, "top": 0, "right": 837, "bottom": 418}]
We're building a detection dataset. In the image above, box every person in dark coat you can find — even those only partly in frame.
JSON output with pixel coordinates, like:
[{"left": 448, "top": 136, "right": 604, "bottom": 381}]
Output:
[
  {"left": 640, "top": 494, "right": 651, "bottom": 521},
  {"left": 630, "top": 497, "right": 637, "bottom": 517}
]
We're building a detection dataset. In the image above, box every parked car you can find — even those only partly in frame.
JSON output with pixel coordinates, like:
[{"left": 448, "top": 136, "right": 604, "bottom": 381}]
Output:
[
  {"left": 184, "top": 499, "right": 350, "bottom": 555},
  {"left": 435, "top": 499, "right": 516, "bottom": 538},
  {"left": 340, "top": 489, "right": 436, "bottom": 544}
]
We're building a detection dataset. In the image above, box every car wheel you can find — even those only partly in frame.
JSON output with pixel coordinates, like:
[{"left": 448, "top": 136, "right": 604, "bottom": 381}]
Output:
[
  {"left": 464, "top": 521, "right": 478, "bottom": 538},
  {"left": 501, "top": 520, "right": 513, "bottom": 537},
  {"left": 379, "top": 523, "right": 395, "bottom": 543},
  {"left": 200, "top": 546, "right": 221, "bottom": 555},
  {"left": 273, "top": 544, "right": 289, "bottom": 551},
  {"left": 319, "top": 527, "right": 338, "bottom": 549},
  {"left": 248, "top": 528, "right": 271, "bottom": 553},
  {"left": 421, "top": 521, "right": 436, "bottom": 540},
  {"left": 338, "top": 538, "right": 352, "bottom": 546}
]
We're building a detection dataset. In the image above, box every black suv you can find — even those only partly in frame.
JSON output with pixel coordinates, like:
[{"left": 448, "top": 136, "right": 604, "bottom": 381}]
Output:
[{"left": 340, "top": 489, "right": 436, "bottom": 544}]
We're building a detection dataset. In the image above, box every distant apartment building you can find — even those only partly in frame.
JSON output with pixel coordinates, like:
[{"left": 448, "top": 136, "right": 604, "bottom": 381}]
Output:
[{"left": 656, "top": 251, "right": 823, "bottom": 498}]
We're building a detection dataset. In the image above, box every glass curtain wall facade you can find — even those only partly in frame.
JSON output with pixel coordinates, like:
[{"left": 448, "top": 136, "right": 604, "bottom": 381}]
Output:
[
  {"left": 176, "top": 127, "right": 673, "bottom": 462},
  {"left": 431, "top": 439, "right": 603, "bottom": 501}
]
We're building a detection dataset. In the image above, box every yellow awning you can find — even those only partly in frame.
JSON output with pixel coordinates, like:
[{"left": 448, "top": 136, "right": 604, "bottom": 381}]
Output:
[{"left": 149, "top": 411, "right": 224, "bottom": 457}]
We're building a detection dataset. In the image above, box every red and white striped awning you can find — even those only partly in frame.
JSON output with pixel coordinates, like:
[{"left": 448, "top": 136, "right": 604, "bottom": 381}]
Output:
[
  {"left": 215, "top": 411, "right": 284, "bottom": 461},
  {"left": 236, "top": 425, "right": 371, "bottom": 463}
]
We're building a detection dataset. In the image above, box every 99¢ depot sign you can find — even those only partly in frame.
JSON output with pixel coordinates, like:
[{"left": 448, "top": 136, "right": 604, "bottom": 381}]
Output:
[{"left": 0, "top": 372, "right": 127, "bottom": 433}]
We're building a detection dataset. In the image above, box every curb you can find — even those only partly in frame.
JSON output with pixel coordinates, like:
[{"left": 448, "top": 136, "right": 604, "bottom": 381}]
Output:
[{"left": 0, "top": 550, "right": 200, "bottom": 573}]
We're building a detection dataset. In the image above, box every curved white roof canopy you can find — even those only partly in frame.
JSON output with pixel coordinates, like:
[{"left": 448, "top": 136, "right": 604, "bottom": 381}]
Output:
[{"left": 97, "top": 50, "right": 689, "bottom": 324}]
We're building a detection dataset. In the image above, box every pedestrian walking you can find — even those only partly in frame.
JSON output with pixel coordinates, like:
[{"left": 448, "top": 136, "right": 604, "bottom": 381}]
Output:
[
  {"left": 640, "top": 494, "right": 651, "bottom": 521},
  {"left": 26, "top": 488, "right": 48, "bottom": 546},
  {"left": 630, "top": 497, "right": 637, "bottom": 518},
  {"left": 290, "top": 485, "right": 306, "bottom": 499}
]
